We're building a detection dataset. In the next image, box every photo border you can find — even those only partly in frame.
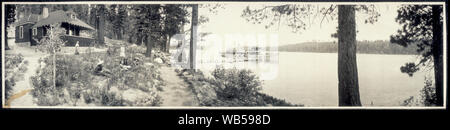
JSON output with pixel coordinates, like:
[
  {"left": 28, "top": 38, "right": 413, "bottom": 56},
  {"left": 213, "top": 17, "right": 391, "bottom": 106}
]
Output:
[{"left": 1, "top": 0, "right": 447, "bottom": 110}]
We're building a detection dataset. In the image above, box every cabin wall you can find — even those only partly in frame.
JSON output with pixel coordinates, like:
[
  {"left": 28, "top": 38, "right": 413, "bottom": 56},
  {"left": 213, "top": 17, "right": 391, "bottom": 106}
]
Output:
[
  {"left": 15, "top": 23, "right": 33, "bottom": 43},
  {"left": 31, "top": 27, "right": 45, "bottom": 46}
]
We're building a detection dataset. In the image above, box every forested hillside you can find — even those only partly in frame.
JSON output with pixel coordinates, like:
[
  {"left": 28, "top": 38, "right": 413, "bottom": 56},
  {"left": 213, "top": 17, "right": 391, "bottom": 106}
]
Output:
[{"left": 279, "top": 40, "right": 419, "bottom": 55}]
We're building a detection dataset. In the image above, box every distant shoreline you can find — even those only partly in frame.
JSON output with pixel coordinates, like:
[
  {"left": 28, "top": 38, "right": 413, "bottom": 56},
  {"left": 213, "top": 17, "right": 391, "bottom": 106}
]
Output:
[
  {"left": 278, "top": 50, "right": 421, "bottom": 56},
  {"left": 278, "top": 40, "right": 419, "bottom": 55}
]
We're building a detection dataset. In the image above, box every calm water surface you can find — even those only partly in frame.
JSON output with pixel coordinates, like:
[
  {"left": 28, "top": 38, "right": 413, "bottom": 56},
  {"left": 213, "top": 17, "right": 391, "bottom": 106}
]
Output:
[{"left": 194, "top": 52, "right": 431, "bottom": 107}]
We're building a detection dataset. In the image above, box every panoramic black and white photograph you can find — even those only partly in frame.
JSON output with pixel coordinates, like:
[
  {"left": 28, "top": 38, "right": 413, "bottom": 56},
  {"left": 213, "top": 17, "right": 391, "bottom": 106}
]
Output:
[{"left": 1, "top": 1, "right": 446, "bottom": 108}]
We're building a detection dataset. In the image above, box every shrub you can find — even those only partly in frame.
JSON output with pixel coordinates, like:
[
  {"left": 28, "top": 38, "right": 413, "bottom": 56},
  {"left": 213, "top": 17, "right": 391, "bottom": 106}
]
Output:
[
  {"left": 208, "top": 67, "right": 262, "bottom": 105},
  {"left": 5, "top": 78, "right": 15, "bottom": 100},
  {"left": 6, "top": 54, "right": 24, "bottom": 68},
  {"left": 130, "top": 91, "right": 163, "bottom": 106},
  {"left": 31, "top": 51, "right": 163, "bottom": 106},
  {"left": 179, "top": 67, "right": 297, "bottom": 106},
  {"left": 31, "top": 57, "right": 64, "bottom": 106},
  {"left": 402, "top": 77, "right": 437, "bottom": 106},
  {"left": 82, "top": 86, "right": 124, "bottom": 106},
  {"left": 107, "top": 46, "right": 120, "bottom": 56},
  {"left": 4, "top": 54, "right": 26, "bottom": 100},
  {"left": 99, "top": 87, "right": 125, "bottom": 106},
  {"left": 420, "top": 78, "right": 437, "bottom": 106}
]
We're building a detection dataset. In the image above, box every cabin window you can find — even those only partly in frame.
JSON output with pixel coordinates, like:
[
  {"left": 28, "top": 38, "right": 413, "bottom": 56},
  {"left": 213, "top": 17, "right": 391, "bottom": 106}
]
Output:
[
  {"left": 32, "top": 28, "right": 37, "bottom": 36},
  {"left": 19, "top": 26, "right": 23, "bottom": 39}
]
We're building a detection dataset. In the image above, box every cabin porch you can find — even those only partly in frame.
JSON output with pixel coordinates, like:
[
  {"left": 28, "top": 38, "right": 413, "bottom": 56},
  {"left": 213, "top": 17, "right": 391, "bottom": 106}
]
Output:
[{"left": 32, "top": 22, "right": 96, "bottom": 47}]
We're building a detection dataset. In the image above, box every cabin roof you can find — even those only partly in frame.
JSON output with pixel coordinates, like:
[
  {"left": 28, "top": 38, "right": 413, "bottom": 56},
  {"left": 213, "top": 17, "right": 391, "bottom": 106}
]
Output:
[
  {"left": 16, "top": 14, "right": 42, "bottom": 26},
  {"left": 31, "top": 10, "right": 95, "bottom": 30}
]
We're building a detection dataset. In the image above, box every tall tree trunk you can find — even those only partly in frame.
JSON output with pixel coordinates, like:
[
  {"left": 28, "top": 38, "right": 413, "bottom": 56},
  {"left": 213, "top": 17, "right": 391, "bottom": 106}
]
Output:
[
  {"left": 145, "top": 35, "right": 153, "bottom": 57},
  {"left": 5, "top": 19, "right": 8, "bottom": 50},
  {"left": 97, "top": 5, "right": 105, "bottom": 45},
  {"left": 431, "top": 5, "right": 443, "bottom": 106},
  {"left": 178, "top": 21, "right": 185, "bottom": 62},
  {"left": 17, "top": 6, "right": 21, "bottom": 22},
  {"left": 136, "top": 34, "right": 143, "bottom": 45},
  {"left": 128, "top": 33, "right": 133, "bottom": 44},
  {"left": 53, "top": 50, "right": 56, "bottom": 89},
  {"left": 337, "top": 5, "right": 361, "bottom": 106},
  {"left": 162, "top": 35, "right": 167, "bottom": 52},
  {"left": 118, "top": 28, "right": 122, "bottom": 40},
  {"left": 190, "top": 4, "right": 198, "bottom": 70},
  {"left": 51, "top": 27, "right": 56, "bottom": 90},
  {"left": 166, "top": 35, "right": 171, "bottom": 52},
  {"left": 5, "top": 29, "right": 9, "bottom": 50}
]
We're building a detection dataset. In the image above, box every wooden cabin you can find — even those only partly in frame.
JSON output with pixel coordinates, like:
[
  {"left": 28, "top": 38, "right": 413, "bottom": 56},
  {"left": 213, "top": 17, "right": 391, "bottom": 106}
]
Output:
[{"left": 15, "top": 7, "right": 96, "bottom": 46}]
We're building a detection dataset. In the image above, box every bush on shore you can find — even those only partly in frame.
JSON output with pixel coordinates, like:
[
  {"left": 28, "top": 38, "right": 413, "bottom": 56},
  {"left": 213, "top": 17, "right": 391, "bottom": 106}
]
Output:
[
  {"left": 178, "top": 67, "right": 300, "bottom": 106},
  {"left": 402, "top": 77, "right": 437, "bottom": 106}
]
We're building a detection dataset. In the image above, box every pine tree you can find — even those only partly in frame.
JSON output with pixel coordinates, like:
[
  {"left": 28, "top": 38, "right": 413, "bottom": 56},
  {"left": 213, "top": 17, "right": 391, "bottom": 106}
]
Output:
[
  {"left": 89, "top": 5, "right": 106, "bottom": 45},
  {"left": 5, "top": 4, "right": 16, "bottom": 50},
  {"left": 161, "top": 4, "right": 189, "bottom": 52},
  {"left": 131, "top": 5, "right": 162, "bottom": 57},
  {"left": 107, "top": 5, "right": 127, "bottom": 40},
  {"left": 390, "top": 5, "right": 444, "bottom": 106},
  {"left": 36, "top": 23, "right": 66, "bottom": 91},
  {"left": 337, "top": 5, "right": 361, "bottom": 106}
]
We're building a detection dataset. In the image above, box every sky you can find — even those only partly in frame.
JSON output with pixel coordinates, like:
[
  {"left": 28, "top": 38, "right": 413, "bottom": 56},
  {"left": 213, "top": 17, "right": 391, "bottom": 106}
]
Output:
[{"left": 197, "top": 3, "right": 402, "bottom": 46}]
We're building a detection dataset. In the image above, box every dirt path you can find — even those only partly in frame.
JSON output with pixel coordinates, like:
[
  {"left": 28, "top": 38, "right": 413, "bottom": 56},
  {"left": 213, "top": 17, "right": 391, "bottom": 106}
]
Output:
[
  {"left": 159, "top": 66, "right": 198, "bottom": 106},
  {"left": 6, "top": 45, "right": 47, "bottom": 107}
]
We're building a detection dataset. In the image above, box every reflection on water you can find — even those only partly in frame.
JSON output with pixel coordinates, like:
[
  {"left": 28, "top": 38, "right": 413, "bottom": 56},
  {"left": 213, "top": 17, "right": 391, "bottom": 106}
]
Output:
[{"left": 196, "top": 52, "right": 432, "bottom": 107}]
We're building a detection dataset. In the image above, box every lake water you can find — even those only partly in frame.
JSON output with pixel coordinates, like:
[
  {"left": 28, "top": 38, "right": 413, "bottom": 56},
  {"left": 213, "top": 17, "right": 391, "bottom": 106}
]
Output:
[{"left": 193, "top": 52, "right": 432, "bottom": 107}]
